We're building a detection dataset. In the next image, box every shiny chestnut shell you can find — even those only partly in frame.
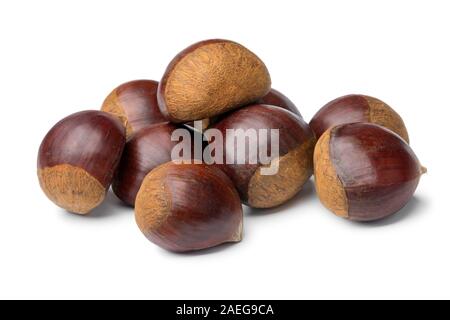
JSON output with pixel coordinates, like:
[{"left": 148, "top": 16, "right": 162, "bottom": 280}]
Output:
[
  {"left": 113, "top": 122, "right": 199, "bottom": 206},
  {"left": 37, "top": 111, "right": 126, "bottom": 214},
  {"left": 135, "top": 162, "right": 243, "bottom": 252},
  {"left": 258, "top": 88, "right": 302, "bottom": 117},
  {"left": 102, "top": 80, "right": 167, "bottom": 139},
  {"left": 210, "top": 104, "right": 315, "bottom": 208},
  {"left": 310, "top": 94, "right": 409, "bottom": 142},
  {"left": 314, "top": 122, "right": 425, "bottom": 221}
]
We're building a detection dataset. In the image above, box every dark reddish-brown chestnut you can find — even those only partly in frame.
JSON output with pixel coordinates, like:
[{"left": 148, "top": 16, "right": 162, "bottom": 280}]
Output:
[
  {"left": 310, "top": 94, "right": 409, "bottom": 142},
  {"left": 38, "top": 111, "right": 126, "bottom": 214},
  {"left": 101, "top": 80, "right": 168, "bottom": 139},
  {"left": 210, "top": 104, "right": 316, "bottom": 208},
  {"left": 113, "top": 122, "right": 201, "bottom": 206},
  {"left": 314, "top": 122, "right": 426, "bottom": 222},
  {"left": 158, "top": 39, "right": 271, "bottom": 122},
  {"left": 205, "top": 88, "right": 302, "bottom": 128},
  {"left": 135, "top": 162, "right": 243, "bottom": 252},
  {"left": 258, "top": 88, "right": 302, "bottom": 117}
]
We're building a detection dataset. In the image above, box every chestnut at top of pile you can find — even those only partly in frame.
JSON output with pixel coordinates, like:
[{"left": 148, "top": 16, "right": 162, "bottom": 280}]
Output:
[{"left": 37, "top": 39, "right": 426, "bottom": 253}]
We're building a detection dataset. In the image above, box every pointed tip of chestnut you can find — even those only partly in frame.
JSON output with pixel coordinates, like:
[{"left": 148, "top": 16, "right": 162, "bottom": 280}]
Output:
[
  {"left": 310, "top": 94, "right": 409, "bottom": 143},
  {"left": 101, "top": 79, "right": 168, "bottom": 139},
  {"left": 135, "top": 162, "right": 243, "bottom": 252},
  {"left": 37, "top": 110, "right": 126, "bottom": 214},
  {"left": 314, "top": 123, "right": 423, "bottom": 222},
  {"left": 230, "top": 219, "right": 244, "bottom": 242},
  {"left": 158, "top": 39, "right": 271, "bottom": 122}
]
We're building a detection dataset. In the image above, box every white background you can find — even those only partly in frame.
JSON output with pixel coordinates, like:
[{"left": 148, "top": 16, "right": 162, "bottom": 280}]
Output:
[{"left": 0, "top": 0, "right": 448, "bottom": 299}]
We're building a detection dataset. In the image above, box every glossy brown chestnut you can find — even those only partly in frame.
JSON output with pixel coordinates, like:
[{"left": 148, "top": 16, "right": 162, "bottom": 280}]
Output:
[
  {"left": 158, "top": 39, "right": 271, "bottom": 122},
  {"left": 135, "top": 162, "right": 243, "bottom": 252},
  {"left": 258, "top": 88, "right": 302, "bottom": 117},
  {"left": 314, "top": 122, "right": 426, "bottom": 222},
  {"left": 101, "top": 80, "right": 168, "bottom": 139},
  {"left": 310, "top": 94, "right": 409, "bottom": 142},
  {"left": 210, "top": 104, "right": 316, "bottom": 208},
  {"left": 113, "top": 122, "right": 200, "bottom": 206},
  {"left": 38, "top": 111, "right": 126, "bottom": 214},
  {"left": 208, "top": 88, "right": 301, "bottom": 132}
]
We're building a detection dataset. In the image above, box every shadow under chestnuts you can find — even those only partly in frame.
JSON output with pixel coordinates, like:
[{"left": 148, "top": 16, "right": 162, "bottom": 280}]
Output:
[{"left": 37, "top": 38, "right": 426, "bottom": 253}]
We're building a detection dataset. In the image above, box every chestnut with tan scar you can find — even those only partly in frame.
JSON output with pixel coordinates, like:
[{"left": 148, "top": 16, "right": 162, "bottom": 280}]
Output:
[
  {"left": 310, "top": 94, "right": 409, "bottom": 142},
  {"left": 314, "top": 122, "right": 425, "bottom": 221},
  {"left": 135, "top": 162, "right": 243, "bottom": 252},
  {"left": 158, "top": 39, "right": 271, "bottom": 122},
  {"left": 211, "top": 104, "right": 316, "bottom": 208},
  {"left": 101, "top": 80, "right": 168, "bottom": 140},
  {"left": 37, "top": 111, "right": 126, "bottom": 214}
]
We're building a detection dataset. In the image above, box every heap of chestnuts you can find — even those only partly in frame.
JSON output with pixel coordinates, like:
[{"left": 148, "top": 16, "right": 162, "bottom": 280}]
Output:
[{"left": 38, "top": 39, "right": 426, "bottom": 253}]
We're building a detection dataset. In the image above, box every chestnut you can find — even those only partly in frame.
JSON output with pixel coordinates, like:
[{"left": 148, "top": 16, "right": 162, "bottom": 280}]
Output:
[
  {"left": 157, "top": 39, "right": 271, "bottom": 122},
  {"left": 113, "top": 122, "right": 201, "bottom": 206},
  {"left": 208, "top": 88, "right": 301, "bottom": 132},
  {"left": 258, "top": 88, "right": 302, "bottom": 117},
  {"left": 210, "top": 104, "right": 316, "bottom": 208},
  {"left": 310, "top": 94, "right": 409, "bottom": 142},
  {"left": 38, "top": 111, "right": 126, "bottom": 214},
  {"left": 314, "top": 122, "right": 426, "bottom": 222},
  {"left": 101, "top": 80, "right": 168, "bottom": 139},
  {"left": 135, "top": 162, "right": 243, "bottom": 252}
]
